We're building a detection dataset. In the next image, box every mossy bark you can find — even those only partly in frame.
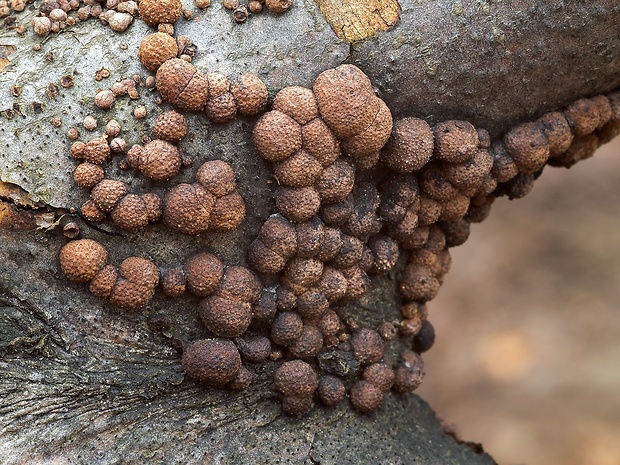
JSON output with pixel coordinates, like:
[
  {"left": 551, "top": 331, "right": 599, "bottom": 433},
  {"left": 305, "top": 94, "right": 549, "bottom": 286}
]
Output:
[{"left": 0, "top": 0, "right": 619, "bottom": 463}]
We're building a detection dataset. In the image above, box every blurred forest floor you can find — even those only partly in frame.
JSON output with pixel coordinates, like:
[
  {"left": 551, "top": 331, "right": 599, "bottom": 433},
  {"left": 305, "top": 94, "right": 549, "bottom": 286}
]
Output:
[{"left": 418, "top": 137, "right": 620, "bottom": 465}]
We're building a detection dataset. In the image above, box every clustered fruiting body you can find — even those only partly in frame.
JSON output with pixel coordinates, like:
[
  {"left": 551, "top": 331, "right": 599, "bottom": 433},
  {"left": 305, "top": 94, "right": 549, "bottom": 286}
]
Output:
[{"left": 53, "top": 0, "right": 620, "bottom": 420}]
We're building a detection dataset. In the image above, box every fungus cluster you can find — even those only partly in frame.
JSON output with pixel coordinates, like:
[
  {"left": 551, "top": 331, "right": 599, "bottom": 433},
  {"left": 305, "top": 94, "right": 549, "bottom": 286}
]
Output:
[{"left": 53, "top": 0, "right": 620, "bottom": 420}]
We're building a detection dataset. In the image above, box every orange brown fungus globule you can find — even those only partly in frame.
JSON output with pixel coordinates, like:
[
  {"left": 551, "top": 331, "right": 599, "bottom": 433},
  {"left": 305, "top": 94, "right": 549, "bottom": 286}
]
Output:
[{"left": 56, "top": 2, "right": 620, "bottom": 418}]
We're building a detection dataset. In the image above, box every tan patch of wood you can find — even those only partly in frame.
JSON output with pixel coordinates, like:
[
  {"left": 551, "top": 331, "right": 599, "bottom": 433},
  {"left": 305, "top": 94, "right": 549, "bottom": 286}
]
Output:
[
  {"left": 0, "top": 44, "right": 16, "bottom": 72},
  {"left": 315, "top": 0, "right": 401, "bottom": 43}
]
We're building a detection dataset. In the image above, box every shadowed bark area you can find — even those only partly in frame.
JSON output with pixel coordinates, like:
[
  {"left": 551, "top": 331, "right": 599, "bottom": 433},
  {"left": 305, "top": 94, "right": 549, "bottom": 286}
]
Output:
[{"left": 0, "top": 0, "right": 619, "bottom": 463}]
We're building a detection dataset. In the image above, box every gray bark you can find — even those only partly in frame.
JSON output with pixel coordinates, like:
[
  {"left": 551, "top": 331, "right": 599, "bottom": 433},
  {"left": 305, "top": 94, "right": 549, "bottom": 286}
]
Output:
[{"left": 0, "top": 0, "right": 619, "bottom": 463}]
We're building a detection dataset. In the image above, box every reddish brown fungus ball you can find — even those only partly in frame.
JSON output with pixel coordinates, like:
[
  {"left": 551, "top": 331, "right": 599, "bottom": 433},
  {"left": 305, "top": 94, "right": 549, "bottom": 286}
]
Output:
[
  {"left": 199, "top": 295, "right": 252, "bottom": 338},
  {"left": 230, "top": 73, "right": 268, "bottom": 116},
  {"left": 350, "top": 328, "right": 384, "bottom": 365},
  {"left": 273, "top": 360, "right": 318, "bottom": 397},
  {"left": 74, "top": 163, "right": 105, "bottom": 189},
  {"left": 182, "top": 339, "right": 241, "bottom": 385},
  {"left": 154, "top": 110, "right": 188, "bottom": 143},
  {"left": 163, "top": 183, "right": 214, "bottom": 235},
  {"left": 138, "top": 32, "right": 179, "bottom": 72},
  {"left": 137, "top": 139, "right": 182, "bottom": 182},
  {"left": 196, "top": 160, "right": 236, "bottom": 197},
  {"left": 271, "top": 311, "right": 303, "bottom": 347},
  {"left": 433, "top": 120, "right": 479, "bottom": 163},
  {"left": 253, "top": 110, "right": 303, "bottom": 162},
  {"left": 275, "top": 186, "right": 321, "bottom": 223},
  {"left": 184, "top": 252, "right": 224, "bottom": 296},
  {"left": 272, "top": 86, "right": 318, "bottom": 125},
  {"left": 59, "top": 239, "right": 109, "bottom": 283},
  {"left": 318, "top": 375, "right": 346, "bottom": 406},
  {"left": 139, "top": 0, "right": 182, "bottom": 26},
  {"left": 350, "top": 380, "right": 383, "bottom": 413}
]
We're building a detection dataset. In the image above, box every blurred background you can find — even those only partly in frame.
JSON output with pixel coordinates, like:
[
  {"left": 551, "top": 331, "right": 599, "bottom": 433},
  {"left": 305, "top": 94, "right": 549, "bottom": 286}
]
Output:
[{"left": 417, "top": 137, "right": 620, "bottom": 465}]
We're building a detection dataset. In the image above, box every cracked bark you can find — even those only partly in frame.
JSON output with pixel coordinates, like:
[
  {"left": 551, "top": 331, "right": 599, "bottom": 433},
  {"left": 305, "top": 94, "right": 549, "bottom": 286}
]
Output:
[{"left": 0, "top": 0, "right": 619, "bottom": 463}]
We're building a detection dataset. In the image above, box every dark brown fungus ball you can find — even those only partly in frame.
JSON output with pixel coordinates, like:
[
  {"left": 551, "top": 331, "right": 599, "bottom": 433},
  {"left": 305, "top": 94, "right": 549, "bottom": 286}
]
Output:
[
  {"left": 74, "top": 163, "right": 105, "bottom": 190},
  {"left": 477, "top": 128, "right": 491, "bottom": 148},
  {"left": 317, "top": 266, "right": 348, "bottom": 302},
  {"left": 199, "top": 295, "right": 252, "bottom": 338},
  {"left": 548, "top": 134, "right": 600, "bottom": 169},
  {"left": 237, "top": 336, "right": 271, "bottom": 363},
  {"left": 377, "top": 321, "right": 398, "bottom": 341},
  {"left": 137, "top": 139, "right": 182, "bottom": 182},
  {"left": 342, "top": 266, "right": 370, "bottom": 300},
  {"left": 383, "top": 117, "right": 434, "bottom": 172},
  {"left": 379, "top": 173, "right": 419, "bottom": 223},
  {"left": 111, "top": 194, "right": 149, "bottom": 231},
  {"left": 229, "top": 365, "right": 253, "bottom": 391},
  {"left": 296, "top": 288, "right": 329, "bottom": 319},
  {"left": 184, "top": 252, "right": 223, "bottom": 296},
  {"left": 276, "top": 286, "right": 298, "bottom": 312},
  {"left": 400, "top": 225, "right": 430, "bottom": 250},
  {"left": 355, "top": 151, "right": 381, "bottom": 171},
  {"left": 319, "top": 195, "right": 353, "bottom": 227},
  {"left": 388, "top": 209, "right": 419, "bottom": 242},
  {"left": 253, "top": 110, "right": 303, "bottom": 162},
  {"left": 499, "top": 172, "right": 536, "bottom": 200},
  {"left": 119, "top": 257, "right": 159, "bottom": 289},
  {"left": 419, "top": 162, "right": 459, "bottom": 202},
  {"left": 258, "top": 214, "right": 297, "bottom": 259},
  {"left": 563, "top": 98, "right": 601, "bottom": 137},
  {"left": 252, "top": 289, "right": 277, "bottom": 323},
  {"left": 301, "top": 118, "right": 341, "bottom": 167},
  {"left": 318, "top": 375, "right": 346, "bottom": 406},
  {"left": 369, "top": 235, "right": 399, "bottom": 274},
  {"left": 341, "top": 98, "right": 393, "bottom": 158},
  {"left": 182, "top": 339, "right": 241, "bottom": 385},
  {"left": 275, "top": 186, "right": 321, "bottom": 223},
  {"left": 444, "top": 148, "right": 493, "bottom": 193},
  {"left": 83, "top": 136, "right": 111, "bottom": 165},
  {"left": 465, "top": 195, "right": 495, "bottom": 224},
  {"left": 218, "top": 266, "right": 261, "bottom": 304},
  {"left": 163, "top": 183, "right": 215, "bottom": 234},
  {"left": 316, "top": 227, "right": 343, "bottom": 262},
  {"left": 425, "top": 225, "right": 447, "bottom": 253},
  {"left": 288, "top": 325, "right": 324, "bottom": 360},
  {"left": 400, "top": 265, "right": 440, "bottom": 302},
  {"left": 363, "top": 363, "right": 395, "bottom": 393},
  {"left": 209, "top": 192, "right": 246, "bottom": 231},
  {"left": 160, "top": 266, "right": 186, "bottom": 297},
  {"left": 89, "top": 264, "right": 118, "bottom": 298},
  {"left": 503, "top": 122, "right": 550, "bottom": 173},
  {"left": 284, "top": 257, "right": 324, "bottom": 288},
  {"left": 272, "top": 86, "right": 318, "bottom": 125},
  {"left": 230, "top": 73, "right": 268, "bottom": 116},
  {"left": 271, "top": 311, "right": 303, "bottom": 346},
  {"left": 273, "top": 150, "right": 323, "bottom": 187},
  {"left": 489, "top": 141, "right": 518, "bottom": 183},
  {"left": 439, "top": 192, "right": 470, "bottom": 222},
  {"left": 318, "top": 309, "right": 341, "bottom": 337},
  {"left": 59, "top": 239, "right": 109, "bottom": 283},
  {"left": 108, "top": 279, "right": 155, "bottom": 310},
  {"left": 205, "top": 92, "right": 237, "bottom": 124},
  {"left": 196, "top": 160, "right": 236, "bottom": 197},
  {"left": 401, "top": 301, "right": 428, "bottom": 320},
  {"left": 440, "top": 218, "right": 471, "bottom": 248},
  {"left": 409, "top": 249, "right": 442, "bottom": 277},
  {"left": 393, "top": 350, "right": 425, "bottom": 393},
  {"left": 313, "top": 64, "right": 379, "bottom": 139},
  {"left": 350, "top": 380, "right": 383, "bottom": 413},
  {"left": 413, "top": 320, "right": 436, "bottom": 353},
  {"left": 350, "top": 328, "right": 384, "bottom": 365},
  {"left": 247, "top": 240, "right": 287, "bottom": 274},
  {"left": 154, "top": 110, "right": 188, "bottom": 143},
  {"left": 330, "top": 234, "right": 364, "bottom": 268},
  {"left": 537, "top": 111, "right": 574, "bottom": 157},
  {"left": 281, "top": 395, "right": 314, "bottom": 417},
  {"left": 273, "top": 359, "right": 318, "bottom": 397},
  {"left": 295, "top": 216, "right": 325, "bottom": 259},
  {"left": 342, "top": 183, "right": 381, "bottom": 240},
  {"left": 592, "top": 95, "right": 613, "bottom": 128},
  {"left": 433, "top": 120, "right": 479, "bottom": 163}
]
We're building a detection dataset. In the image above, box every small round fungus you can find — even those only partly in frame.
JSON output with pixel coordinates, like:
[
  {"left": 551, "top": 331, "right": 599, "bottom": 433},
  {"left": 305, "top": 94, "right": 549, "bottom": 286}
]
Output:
[
  {"left": 59, "top": 239, "right": 109, "bottom": 283},
  {"left": 182, "top": 339, "right": 241, "bottom": 385}
]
